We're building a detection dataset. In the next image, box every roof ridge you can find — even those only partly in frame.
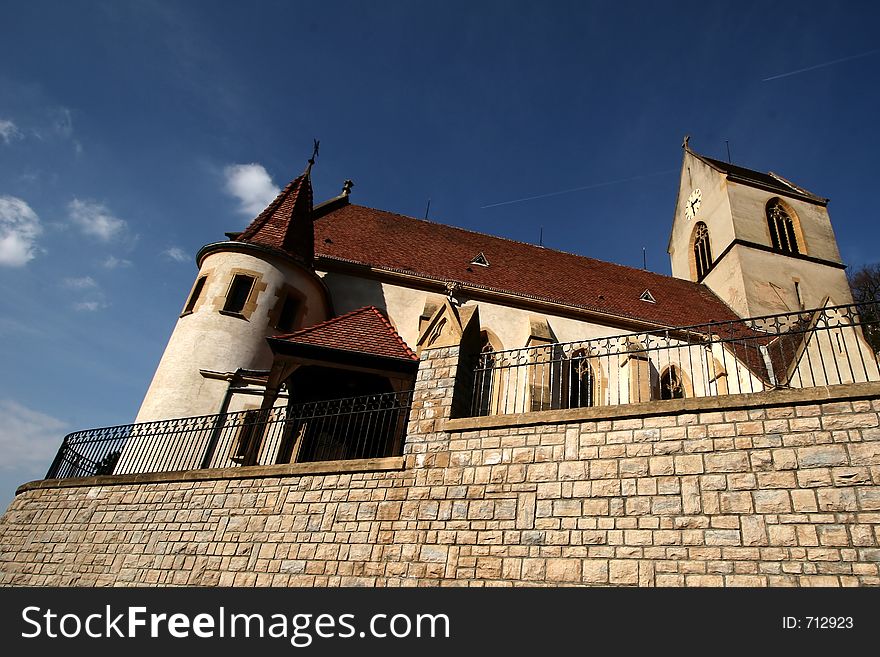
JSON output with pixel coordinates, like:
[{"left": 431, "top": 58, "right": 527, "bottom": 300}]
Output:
[
  {"left": 364, "top": 305, "right": 418, "bottom": 360},
  {"left": 336, "top": 203, "right": 713, "bottom": 289},
  {"left": 239, "top": 174, "right": 304, "bottom": 239},
  {"left": 237, "top": 170, "right": 315, "bottom": 263},
  {"left": 696, "top": 153, "right": 824, "bottom": 202},
  {"left": 275, "top": 304, "right": 376, "bottom": 340},
  {"left": 689, "top": 151, "right": 726, "bottom": 172},
  {"left": 767, "top": 171, "right": 818, "bottom": 198},
  {"left": 275, "top": 304, "right": 418, "bottom": 361},
  {"left": 339, "top": 203, "right": 573, "bottom": 257}
]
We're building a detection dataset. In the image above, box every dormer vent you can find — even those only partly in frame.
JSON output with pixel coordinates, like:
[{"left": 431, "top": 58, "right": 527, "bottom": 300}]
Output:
[{"left": 470, "top": 252, "right": 490, "bottom": 267}]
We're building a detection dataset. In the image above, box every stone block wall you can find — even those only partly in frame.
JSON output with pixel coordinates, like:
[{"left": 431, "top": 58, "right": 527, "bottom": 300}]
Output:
[{"left": 1, "top": 346, "right": 879, "bottom": 586}]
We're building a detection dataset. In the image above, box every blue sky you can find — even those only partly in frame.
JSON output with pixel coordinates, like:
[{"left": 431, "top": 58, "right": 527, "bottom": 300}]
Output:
[{"left": 1, "top": 0, "right": 878, "bottom": 509}]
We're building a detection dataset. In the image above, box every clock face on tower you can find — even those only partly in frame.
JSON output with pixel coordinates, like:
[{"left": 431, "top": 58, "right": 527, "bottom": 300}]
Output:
[{"left": 685, "top": 188, "right": 702, "bottom": 220}]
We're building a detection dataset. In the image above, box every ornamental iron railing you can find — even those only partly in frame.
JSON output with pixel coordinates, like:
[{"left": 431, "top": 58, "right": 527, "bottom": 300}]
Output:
[
  {"left": 470, "top": 302, "right": 880, "bottom": 417},
  {"left": 42, "top": 303, "right": 880, "bottom": 478},
  {"left": 45, "top": 389, "right": 413, "bottom": 480}
]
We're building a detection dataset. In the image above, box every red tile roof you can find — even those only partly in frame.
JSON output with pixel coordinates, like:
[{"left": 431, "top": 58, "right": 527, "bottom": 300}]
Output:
[
  {"left": 311, "top": 203, "right": 742, "bottom": 328},
  {"left": 238, "top": 171, "right": 314, "bottom": 264},
  {"left": 274, "top": 305, "right": 418, "bottom": 361}
]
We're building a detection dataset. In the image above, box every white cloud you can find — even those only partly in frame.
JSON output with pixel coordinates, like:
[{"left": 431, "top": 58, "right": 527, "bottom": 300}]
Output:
[
  {"left": 68, "top": 198, "right": 128, "bottom": 242},
  {"left": 161, "top": 246, "right": 189, "bottom": 262},
  {"left": 0, "top": 195, "right": 42, "bottom": 267},
  {"left": 0, "top": 118, "right": 21, "bottom": 144},
  {"left": 223, "top": 163, "right": 280, "bottom": 216},
  {"left": 102, "top": 255, "right": 132, "bottom": 269},
  {"left": 63, "top": 276, "right": 98, "bottom": 290},
  {"left": 62, "top": 277, "right": 106, "bottom": 310},
  {"left": 0, "top": 399, "right": 67, "bottom": 474},
  {"left": 73, "top": 301, "right": 108, "bottom": 312}
]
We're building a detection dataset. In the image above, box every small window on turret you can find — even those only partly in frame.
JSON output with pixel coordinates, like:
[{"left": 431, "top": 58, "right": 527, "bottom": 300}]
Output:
[
  {"left": 276, "top": 295, "right": 299, "bottom": 332},
  {"left": 224, "top": 274, "right": 254, "bottom": 314},
  {"left": 183, "top": 275, "right": 207, "bottom": 314}
]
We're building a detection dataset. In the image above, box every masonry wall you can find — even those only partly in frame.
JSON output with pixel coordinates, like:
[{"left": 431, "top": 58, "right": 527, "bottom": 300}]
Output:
[{"left": 1, "top": 347, "right": 879, "bottom": 587}]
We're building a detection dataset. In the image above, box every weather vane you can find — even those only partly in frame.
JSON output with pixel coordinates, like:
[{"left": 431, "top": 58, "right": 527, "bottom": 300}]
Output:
[{"left": 306, "top": 139, "right": 320, "bottom": 173}]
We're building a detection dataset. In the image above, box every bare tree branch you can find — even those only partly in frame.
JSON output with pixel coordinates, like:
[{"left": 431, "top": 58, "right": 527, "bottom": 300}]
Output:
[{"left": 849, "top": 263, "right": 880, "bottom": 352}]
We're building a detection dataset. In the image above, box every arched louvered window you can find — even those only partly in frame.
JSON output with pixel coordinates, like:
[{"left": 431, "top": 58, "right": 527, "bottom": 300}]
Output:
[
  {"left": 693, "top": 222, "right": 712, "bottom": 279},
  {"left": 767, "top": 200, "right": 800, "bottom": 254}
]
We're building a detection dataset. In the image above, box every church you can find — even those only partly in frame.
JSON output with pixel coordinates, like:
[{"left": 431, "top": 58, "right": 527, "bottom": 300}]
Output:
[
  {"left": 101, "top": 140, "right": 875, "bottom": 476},
  {"left": 8, "top": 140, "right": 880, "bottom": 589}
]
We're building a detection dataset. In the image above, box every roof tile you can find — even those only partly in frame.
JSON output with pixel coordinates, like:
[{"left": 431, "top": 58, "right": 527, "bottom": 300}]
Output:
[
  {"left": 312, "top": 203, "right": 742, "bottom": 328},
  {"left": 275, "top": 305, "right": 418, "bottom": 361},
  {"left": 239, "top": 171, "right": 314, "bottom": 263}
]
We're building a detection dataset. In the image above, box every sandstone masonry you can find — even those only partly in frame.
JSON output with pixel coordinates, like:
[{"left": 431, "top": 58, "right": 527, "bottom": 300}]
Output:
[{"left": 1, "top": 346, "right": 879, "bottom": 587}]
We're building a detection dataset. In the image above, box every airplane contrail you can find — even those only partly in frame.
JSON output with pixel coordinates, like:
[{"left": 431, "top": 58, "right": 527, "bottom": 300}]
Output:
[
  {"left": 480, "top": 168, "right": 678, "bottom": 209},
  {"left": 762, "top": 48, "right": 880, "bottom": 82}
]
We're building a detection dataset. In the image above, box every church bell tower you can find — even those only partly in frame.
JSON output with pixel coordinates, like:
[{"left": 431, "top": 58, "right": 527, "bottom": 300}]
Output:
[{"left": 668, "top": 139, "right": 853, "bottom": 319}]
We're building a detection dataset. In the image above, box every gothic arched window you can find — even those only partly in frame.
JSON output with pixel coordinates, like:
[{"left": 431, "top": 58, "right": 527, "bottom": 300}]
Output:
[
  {"left": 767, "top": 200, "right": 800, "bottom": 255},
  {"left": 568, "top": 350, "right": 595, "bottom": 408},
  {"left": 476, "top": 331, "right": 496, "bottom": 416},
  {"left": 659, "top": 366, "right": 686, "bottom": 400},
  {"left": 693, "top": 222, "right": 712, "bottom": 279}
]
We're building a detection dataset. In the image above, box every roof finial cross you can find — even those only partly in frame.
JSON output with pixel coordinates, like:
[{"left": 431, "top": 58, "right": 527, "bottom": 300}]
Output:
[
  {"left": 682, "top": 134, "right": 690, "bottom": 150},
  {"left": 306, "top": 139, "right": 320, "bottom": 174}
]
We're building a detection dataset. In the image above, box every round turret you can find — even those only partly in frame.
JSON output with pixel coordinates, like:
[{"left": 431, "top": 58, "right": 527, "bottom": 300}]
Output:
[{"left": 134, "top": 169, "right": 330, "bottom": 422}]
